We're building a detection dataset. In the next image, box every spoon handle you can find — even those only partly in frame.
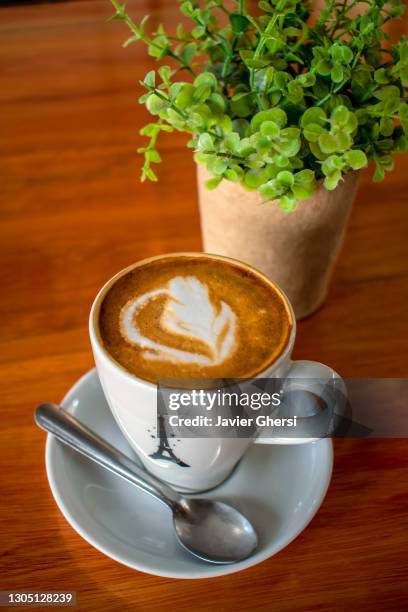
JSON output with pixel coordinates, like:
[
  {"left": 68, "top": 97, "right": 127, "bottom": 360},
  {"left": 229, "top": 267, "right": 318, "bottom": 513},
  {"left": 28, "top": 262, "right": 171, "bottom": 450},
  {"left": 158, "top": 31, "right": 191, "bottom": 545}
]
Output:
[{"left": 35, "top": 403, "right": 181, "bottom": 508}]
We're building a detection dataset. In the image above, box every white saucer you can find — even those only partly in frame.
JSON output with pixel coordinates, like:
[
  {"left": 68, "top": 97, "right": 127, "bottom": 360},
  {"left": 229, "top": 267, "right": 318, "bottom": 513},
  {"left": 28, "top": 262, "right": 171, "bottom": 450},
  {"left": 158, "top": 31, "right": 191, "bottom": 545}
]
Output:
[{"left": 45, "top": 369, "right": 333, "bottom": 579}]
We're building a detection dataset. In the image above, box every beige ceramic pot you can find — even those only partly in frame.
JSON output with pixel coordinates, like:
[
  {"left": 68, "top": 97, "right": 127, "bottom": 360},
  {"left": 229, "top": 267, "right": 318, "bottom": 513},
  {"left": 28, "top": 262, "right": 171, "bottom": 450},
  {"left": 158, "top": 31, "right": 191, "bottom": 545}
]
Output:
[{"left": 197, "top": 164, "right": 360, "bottom": 319}]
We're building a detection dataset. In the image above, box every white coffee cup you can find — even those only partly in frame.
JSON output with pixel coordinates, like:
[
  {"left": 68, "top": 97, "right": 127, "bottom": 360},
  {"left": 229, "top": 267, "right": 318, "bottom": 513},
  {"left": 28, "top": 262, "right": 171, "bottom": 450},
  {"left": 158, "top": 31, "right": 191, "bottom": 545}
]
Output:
[{"left": 90, "top": 253, "right": 343, "bottom": 492}]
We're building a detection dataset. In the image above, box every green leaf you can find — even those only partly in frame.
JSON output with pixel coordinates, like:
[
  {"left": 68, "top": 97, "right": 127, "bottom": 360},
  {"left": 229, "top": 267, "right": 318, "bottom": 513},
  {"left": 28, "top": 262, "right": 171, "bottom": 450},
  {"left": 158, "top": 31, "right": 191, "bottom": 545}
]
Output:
[
  {"left": 174, "top": 84, "right": 195, "bottom": 109},
  {"left": 123, "top": 34, "right": 141, "bottom": 48},
  {"left": 278, "top": 195, "right": 297, "bottom": 212},
  {"left": 140, "top": 123, "right": 158, "bottom": 137},
  {"left": 166, "top": 107, "right": 186, "bottom": 127},
  {"left": 319, "top": 133, "right": 341, "bottom": 154},
  {"left": 341, "top": 46, "right": 353, "bottom": 64},
  {"left": 190, "top": 103, "right": 212, "bottom": 127},
  {"left": 336, "top": 132, "right": 352, "bottom": 150},
  {"left": 344, "top": 113, "right": 358, "bottom": 133},
  {"left": 230, "top": 92, "right": 255, "bottom": 118},
  {"left": 181, "top": 42, "right": 198, "bottom": 65},
  {"left": 287, "top": 81, "right": 304, "bottom": 104},
  {"left": 285, "top": 26, "right": 302, "bottom": 37},
  {"left": 274, "top": 71, "right": 291, "bottom": 91},
  {"left": 258, "top": 1, "right": 274, "bottom": 14},
  {"left": 193, "top": 84, "right": 212, "bottom": 103},
  {"left": 142, "top": 166, "right": 158, "bottom": 182},
  {"left": 373, "top": 164, "right": 385, "bottom": 182},
  {"left": 243, "top": 168, "right": 271, "bottom": 189},
  {"left": 169, "top": 82, "right": 183, "bottom": 98},
  {"left": 239, "top": 50, "right": 271, "bottom": 69},
  {"left": 224, "top": 168, "right": 241, "bottom": 181},
  {"left": 400, "top": 67, "right": 408, "bottom": 88},
  {"left": 331, "top": 106, "right": 349, "bottom": 127},
  {"left": 197, "top": 133, "right": 213, "bottom": 150},
  {"left": 215, "top": 114, "right": 233, "bottom": 132},
  {"left": 143, "top": 70, "right": 156, "bottom": 89},
  {"left": 331, "top": 45, "right": 353, "bottom": 65},
  {"left": 323, "top": 155, "right": 344, "bottom": 172},
  {"left": 148, "top": 36, "right": 169, "bottom": 60},
  {"left": 205, "top": 177, "right": 222, "bottom": 190},
  {"left": 276, "top": 155, "right": 290, "bottom": 168},
  {"left": 324, "top": 173, "right": 341, "bottom": 190},
  {"left": 180, "top": 1, "right": 194, "bottom": 18},
  {"left": 223, "top": 132, "right": 240, "bottom": 152},
  {"left": 192, "top": 25, "right": 206, "bottom": 38},
  {"left": 281, "top": 127, "right": 301, "bottom": 140},
  {"left": 313, "top": 79, "right": 330, "bottom": 100},
  {"left": 380, "top": 155, "right": 394, "bottom": 171},
  {"left": 194, "top": 72, "right": 218, "bottom": 90},
  {"left": 331, "top": 65, "right": 344, "bottom": 84},
  {"left": 259, "top": 181, "right": 278, "bottom": 201},
  {"left": 376, "top": 138, "right": 394, "bottom": 151},
  {"left": 251, "top": 109, "right": 287, "bottom": 132},
  {"left": 309, "top": 141, "right": 327, "bottom": 161},
  {"left": 297, "top": 72, "right": 316, "bottom": 87},
  {"left": 276, "top": 171, "right": 294, "bottom": 188},
  {"left": 374, "top": 85, "right": 400, "bottom": 101},
  {"left": 396, "top": 135, "right": 408, "bottom": 152},
  {"left": 316, "top": 59, "right": 332, "bottom": 77},
  {"left": 398, "top": 41, "right": 408, "bottom": 63},
  {"left": 265, "top": 35, "right": 285, "bottom": 55},
  {"left": 146, "top": 94, "right": 167, "bottom": 115},
  {"left": 260, "top": 121, "right": 280, "bottom": 138},
  {"left": 233, "top": 118, "right": 250, "bottom": 138},
  {"left": 146, "top": 149, "right": 161, "bottom": 163},
  {"left": 253, "top": 67, "right": 275, "bottom": 93},
  {"left": 207, "top": 156, "right": 228, "bottom": 175},
  {"left": 207, "top": 93, "right": 226, "bottom": 113},
  {"left": 343, "top": 150, "right": 368, "bottom": 170},
  {"left": 138, "top": 93, "right": 150, "bottom": 104},
  {"left": 276, "top": 139, "right": 301, "bottom": 158},
  {"left": 194, "top": 151, "right": 210, "bottom": 164},
  {"left": 330, "top": 46, "right": 342, "bottom": 63},
  {"left": 229, "top": 12, "right": 250, "bottom": 33},
  {"left": 303, "top": 123, "right": 325, "bottom": 142},
  {"left": 379, "top": 116, "right": 394, "bottom": 137},
  {"left": 374, "top": 68, "right": 389, "bottom": 85},
  {"left": 301, "top": 107, "right": 327, "bottom": 128},
  {"left": 384, "top": 97, "right": 400, "bottom": 114},
  {"left": 292, "top": 169, "right": 316, "bottom": 199}
]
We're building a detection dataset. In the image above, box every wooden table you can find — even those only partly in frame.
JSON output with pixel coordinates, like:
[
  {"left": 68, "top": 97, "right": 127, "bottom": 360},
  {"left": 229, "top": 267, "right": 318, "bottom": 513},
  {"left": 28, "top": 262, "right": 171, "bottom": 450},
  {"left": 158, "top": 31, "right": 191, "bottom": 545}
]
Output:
[{"left": 1, "top": 1, "right": 407, "bottom": 610}]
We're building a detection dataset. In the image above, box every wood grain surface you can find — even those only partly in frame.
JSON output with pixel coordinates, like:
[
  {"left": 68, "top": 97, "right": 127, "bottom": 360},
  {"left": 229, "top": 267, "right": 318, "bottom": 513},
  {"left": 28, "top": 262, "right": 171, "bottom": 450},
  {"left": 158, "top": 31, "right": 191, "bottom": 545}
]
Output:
[{"left": 1, "top": 1, "right": 407, "bottom": 610}]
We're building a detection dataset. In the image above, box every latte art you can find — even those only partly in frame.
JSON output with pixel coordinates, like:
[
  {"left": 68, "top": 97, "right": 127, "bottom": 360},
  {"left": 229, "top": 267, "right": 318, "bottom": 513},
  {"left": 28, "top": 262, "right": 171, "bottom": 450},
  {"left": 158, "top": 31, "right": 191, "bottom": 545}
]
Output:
[
  {"left": 98, "top": 254, "right": 292, "bottom": 383},
  {"left": 120, "top": 276, "right": 237, "bottom": 366}
]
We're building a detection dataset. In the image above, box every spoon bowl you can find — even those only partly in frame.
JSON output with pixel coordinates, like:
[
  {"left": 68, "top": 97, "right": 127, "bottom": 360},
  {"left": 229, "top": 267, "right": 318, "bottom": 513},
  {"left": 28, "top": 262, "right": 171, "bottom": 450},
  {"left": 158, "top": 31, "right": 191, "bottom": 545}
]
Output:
[{"left": 174, "top": 498, "right": 257, "bottom": 564}]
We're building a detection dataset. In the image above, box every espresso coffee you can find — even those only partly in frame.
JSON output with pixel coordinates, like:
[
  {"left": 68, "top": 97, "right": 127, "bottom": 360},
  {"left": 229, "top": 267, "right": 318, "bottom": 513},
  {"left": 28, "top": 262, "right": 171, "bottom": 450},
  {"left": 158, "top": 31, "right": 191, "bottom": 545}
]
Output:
[{"left": 98, "top": 254, "right": 293, "bottom": 383}]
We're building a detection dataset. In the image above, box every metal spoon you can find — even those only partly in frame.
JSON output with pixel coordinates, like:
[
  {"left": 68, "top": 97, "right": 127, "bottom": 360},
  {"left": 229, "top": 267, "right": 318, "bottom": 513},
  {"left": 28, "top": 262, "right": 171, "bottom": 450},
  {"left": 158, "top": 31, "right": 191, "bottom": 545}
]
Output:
[{"left": 35, "top": 403, "right": 258, "bottom": 564}]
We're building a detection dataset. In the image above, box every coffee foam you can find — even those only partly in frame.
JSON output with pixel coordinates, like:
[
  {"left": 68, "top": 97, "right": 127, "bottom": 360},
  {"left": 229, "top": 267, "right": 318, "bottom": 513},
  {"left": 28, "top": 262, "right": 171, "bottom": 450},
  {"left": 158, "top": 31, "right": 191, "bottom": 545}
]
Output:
[
  {"left": 98, "top": 255, "right": 293, "bottom": 383},
  {"left": 120, "top": 276, "right": 237, "bottom": 366}
]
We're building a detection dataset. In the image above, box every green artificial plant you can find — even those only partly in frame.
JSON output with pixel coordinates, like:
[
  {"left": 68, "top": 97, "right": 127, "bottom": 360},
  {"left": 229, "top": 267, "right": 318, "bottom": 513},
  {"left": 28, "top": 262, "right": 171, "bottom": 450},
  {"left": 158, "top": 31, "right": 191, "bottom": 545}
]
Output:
[{"left": 109, "top": 0, "right": 408, "bottom": 210}]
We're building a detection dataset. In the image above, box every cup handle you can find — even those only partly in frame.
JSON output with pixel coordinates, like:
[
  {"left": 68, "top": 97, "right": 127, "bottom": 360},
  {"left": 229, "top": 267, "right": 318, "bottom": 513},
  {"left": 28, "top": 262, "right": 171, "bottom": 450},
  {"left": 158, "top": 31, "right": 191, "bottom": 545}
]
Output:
[{"left": 254, "top": 360, "right": 346, "bottom": 445}]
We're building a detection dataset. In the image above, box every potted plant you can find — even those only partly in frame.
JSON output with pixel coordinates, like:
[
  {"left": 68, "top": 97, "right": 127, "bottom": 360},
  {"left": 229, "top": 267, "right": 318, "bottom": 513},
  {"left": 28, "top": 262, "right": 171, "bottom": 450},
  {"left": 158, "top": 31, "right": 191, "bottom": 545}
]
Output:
[{"left": 109, "top": 0, "right": 407, "bottom": 318}]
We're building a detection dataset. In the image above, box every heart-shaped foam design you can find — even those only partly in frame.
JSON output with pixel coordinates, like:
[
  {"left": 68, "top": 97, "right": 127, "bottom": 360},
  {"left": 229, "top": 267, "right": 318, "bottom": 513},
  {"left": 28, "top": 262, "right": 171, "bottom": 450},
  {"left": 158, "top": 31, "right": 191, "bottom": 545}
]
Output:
[{"left": 120, "top": 276, "right": 237, "bottom": 366}]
